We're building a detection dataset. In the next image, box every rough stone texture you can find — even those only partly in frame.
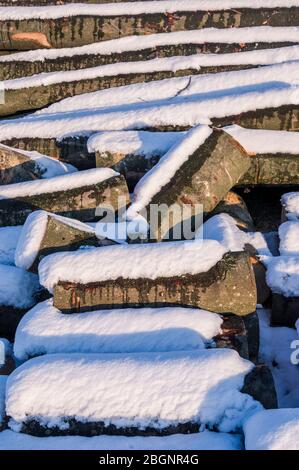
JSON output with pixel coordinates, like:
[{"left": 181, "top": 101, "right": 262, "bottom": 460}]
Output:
[
  {"left": 205, "top": 191, "right": 255, "bottom": 232},
  {"left": 242, "top": 311, "right": 260, "bottom": 364},
  {"left": 0, "top": 8, "right": 298, "bottom": 50},
  {"left": 0, "top": 43, "right": 293, "bottom": 80},
  {"left": 141, "top": 129, "right": 250, "bottom": 241},
  {"left": 214, "top": 315, "right": 250, "bottom": 361},
  {"left": 241, "top": 364, "right": 278, "bottom": 410},
  {"left": 53, "top": 251, "right": 257, "bottom": 316},
  {"left": 0, "top": 174, "right": 129, "bottom": 227},
  {"left": 28, "top": 215, "right": 117, "bottom": 273},
  {"left": 241, "top": 153, "right": 299, "bottom": 185},
  {"left": 0, "top": 144, "right": 42, "bottom": 184},
  {"left": 271, "top": 293, "right": 299, "bottom": 328}
]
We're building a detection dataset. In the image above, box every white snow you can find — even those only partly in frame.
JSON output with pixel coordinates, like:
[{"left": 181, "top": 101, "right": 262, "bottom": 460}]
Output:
[
  {"left": 279, "top": 221, "right": 299, "bottom": 256},
  {"left": 87, "top": 130, "right": 186, "bottom": 157},
  {"left": 0, "top": 168, "right": 118, "bottom": 200},
  {"left": 0, "top": 143, "right": 76, "bottom": 178},
  {"left": 0, "top": 376, "right": 7, "bottom": 425},
  {"left": 0, "top": 226, "right": 21, "bottom": 265},
  {"left": 202, "top": 214, "right": 247, "bottom": 252},
  {"left": 5, "top": 50, "right": 299, "bottom": 92},
  {"left": 0, "top": 84, "right": 298, "bottom": 141},
  {"left": 1, "top": 1, "right": 299, "bottom": 20},
  {"left": 126, "top": 126, "right": 212, "bottom": 218},
  {"left": 245, "top": 232, "right": 274, "bottom": 257},
  {"left": 1, "top": 28, "right": 299, "bottom": 63},
  {"left": 0, "top": 265, "right": 39, "bottom": 308},
  {"left": 244, "top": 409, "right": 299, "bottom": 450},
  {"left": 38, "top": 239, "right": 227, "bottom": 294},
  {"left": 263, "top": 256, "right": 299, "bottom": 297},
  {"left": 281, "top": 192, "right": 299, "bottom": 220},
  {"left": 225, "top": 125, "right": 299, "bottom": 155},
  {"left": 33, "top": 60, "right": 299, "bottom": 118},
  {"left": 14, "top": 210, "right": 96, "bottom": 271},
  {"left": 14, "top": 299, "right": 223, "bottom": 361},
  {"left": 0, "top": 429, "right": 242, "bottom": 450},
  {"left": 0, "top": 264, "right": 39, "bottom": 309},
  {"left": 6, "top": 350, "right": 261, "bottom": 433},
  {"left": 258, "top": 308, "right": 299, "bottom": 407}
]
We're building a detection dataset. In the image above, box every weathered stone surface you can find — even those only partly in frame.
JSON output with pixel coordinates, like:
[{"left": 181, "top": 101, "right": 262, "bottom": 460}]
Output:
[
  {"left": 53, "top": 251, "right": 257, "bottom": 315},
  {"left": 242, "top": 312, "right": 260, "bottom": 364},
  {"left": 241, "top": 365, "right": 278, "bottom": 410},
  {"left": 205, "top": 191, "right": 255, "bottom": 232},
  {"left": 214, "top": 315, "right": 250, "bottom": 361},
  {"left": 271, "top": 293, "right": 299, "bottom": 328},
  {"left": 248, "top": 256, "right": 271, "bottom": 306},
  {"left": 140, "top": 129, "right": 250, "bottom": 241},
  {"left": 0, "top": 174, "right": 129, "bottom": 227},
  {"left": 25, "top": 214, "right": 117, "bottom": 273},
  {"left": 241, "top": 153, "right": 299, "bottom": 185},
  {"left": 0, "top": 144, "right": 42, "bottom": 184},
  {"left": 1, "top": 8, "right": 298, "bottom": 50},
  {"left": 0, "top": 44, "right": 293, "bottom": 81}
]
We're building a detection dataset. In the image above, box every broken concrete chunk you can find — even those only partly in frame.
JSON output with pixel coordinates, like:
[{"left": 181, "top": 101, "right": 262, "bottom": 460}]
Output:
[
  {"left": 0, "top": 143, "right": 76, "bottom": 185},
  {"left": 241, "top": 364, "right": 278, "bottom": 410},
  {"left": 15, "top": 211, "right": 118, "bottom": 273},
  {"left": 0, "top": 168, "right": 129, "bottom": 227},
  {"left": 127, "top": 126, "right": 250, "bottom": 241}
]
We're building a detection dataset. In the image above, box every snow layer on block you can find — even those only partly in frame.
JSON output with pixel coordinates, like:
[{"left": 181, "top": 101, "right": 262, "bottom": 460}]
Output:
[
  {"left": 0, "top": 264, "right": 39, "bottom": 309},
  {"left": 0, "top": 376, "right": 7, "bottom": 425},
  {"left": 263, "top": 256, "right": 299, "bottom": 297},
  {"left": 34, "top": 61, "right": 299, "bottom": 118},
  {"left": 0, "top": 226, "right": 21, "bottom": 266},
  {"left": 202, "top": 214, "right": 247, "bottom": 252},
  {"left": 225, "top": 125, "right": 299, "bottom": 155},
  {"left": 88, "top": 131, "right": 185, "bottom": 156},
  {"left": 14, "top": 211, "right": 95, "bottom": 271},
  {"left": 244, "top": 409, "right": 299, "bottom": 450},
  {"left": 0, "top": 143, "right": 76, "bottom": 178},
  {"left": 0, "top": 430, "right": 242, "bottom": 450},
  {"left": 1, "top": 28, "right": 299, "bottom": 64},
  {"left": 279, "top": 221, "right": 299, "bottom": 256},
  {"left": 6, "top": 50, "right": 299, "bottom": 91},
  {"left": 2, "top": 1, "right": 299, "bottom": 20},
  {"left": 1, "top": 85, "right": 298, "bottom": 142},
  {"left": 14, "top": 299, "right": 222, "bottom": 361},
  {"left": 281, "top": 192, "right": 299, "bottom": 220},
  {"left": 6, "top": 350, "right": 261, "bottom": 433},
  {"left": 127, "top": 126, "right": 212, "bottom": 218},
  {"left": 0, "top": 168, "right": 118, "bottom": 200},
  {"left": 258, "top": 309, "right": 299, "bottom": 407},
  {"left": 38, "top": 239, "right": 227, "bottom": 294}
]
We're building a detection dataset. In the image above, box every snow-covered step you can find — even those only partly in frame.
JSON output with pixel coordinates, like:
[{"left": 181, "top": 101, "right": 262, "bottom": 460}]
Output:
[
  {"left": 5, "top": 349, "right": 270, "bottom": 436},
  {"left": 279, "top": 221, "right": 299, "bottom": 256},
  {"left": 263, "top": 256, "right": 299, "bottom": 327},
  {"left": 1, "top": 30, "right": 299, "bottom": 81},
  {"left": 126, "top": 126, "right": 250, "bottom": 240},
  {"left": 13, "top": 299, "right": 258, "bottom": 361},
  {"left": 0, "top": 264, "right": 40, "bottom": 340},
  {"left": 0, "top": 168, "right": 129, "bottom": 227},
  {"left": 244, "top": 409, "right": 299, "bottom": 450},
  {"left": 90, "top": 126, "right": 299, "bottom": 186},
  {"left": 0, "top": 143, "right": 76, "bottom": 185},
  {"left": 38, "top": 239, "right": 257, "bottom": 315},
  {"left": 1, "top": 2, "right": 298, "bottom": 50},
  {"left": 0, "top": 79, "right": 298, "bottom": 157},
  {"left": 281, "top": 192, "right": 299, "bottom": 221}
]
